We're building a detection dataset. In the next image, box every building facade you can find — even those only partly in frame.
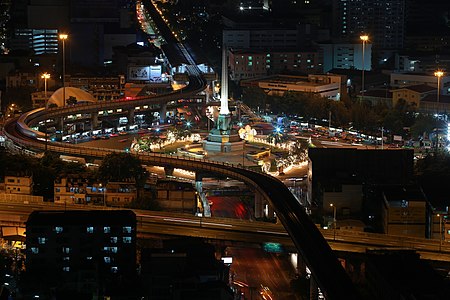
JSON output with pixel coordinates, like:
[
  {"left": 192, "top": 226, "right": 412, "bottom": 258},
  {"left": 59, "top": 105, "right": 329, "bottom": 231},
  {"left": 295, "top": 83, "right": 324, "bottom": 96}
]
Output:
[
  {"left": 3, "top": 175, "right": 33, "bottom": 195},
  {"left": 320, "top": 42, "right": 372, "bottom": 72},
  {"left": 332, "top": 0, "right": 405, "bottom": 50},
  {"left": 25, "top": 210, "right": 137, "bottom": 294}
]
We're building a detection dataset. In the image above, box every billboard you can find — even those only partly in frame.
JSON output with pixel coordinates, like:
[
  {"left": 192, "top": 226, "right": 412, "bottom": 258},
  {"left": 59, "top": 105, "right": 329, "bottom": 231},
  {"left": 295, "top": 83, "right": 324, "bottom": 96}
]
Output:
[{"left": 128, "top": 65, "right": 162, "bottom": 82}]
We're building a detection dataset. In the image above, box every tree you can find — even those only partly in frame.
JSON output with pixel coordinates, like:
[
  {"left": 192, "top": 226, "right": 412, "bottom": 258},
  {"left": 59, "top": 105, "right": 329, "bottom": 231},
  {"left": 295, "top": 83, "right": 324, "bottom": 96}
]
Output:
[
  {"left": 410, "top": 114, "right": 440, "bottom": 140},
  {"left": 98, "top": 153, "right": 148, "bottom": 189},
  {"left": 66, "top": 96, "right": 78, "bottom": 106},
  {"left": 242, "top": 86, "right": 268, "bottom": 110},
  {"left": 266, "top": 131, "right": 288, "bottom": 146},
  {"left": 127, "top": 193, "right": 161, "bottom": 211}
]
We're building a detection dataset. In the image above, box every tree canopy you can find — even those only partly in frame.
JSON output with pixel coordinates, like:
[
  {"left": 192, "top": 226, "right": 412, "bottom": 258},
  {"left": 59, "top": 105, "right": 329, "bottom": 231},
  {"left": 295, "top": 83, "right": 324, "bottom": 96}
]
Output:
[{"left": 98, "top": 153, "right": 148, "bottom": 188}]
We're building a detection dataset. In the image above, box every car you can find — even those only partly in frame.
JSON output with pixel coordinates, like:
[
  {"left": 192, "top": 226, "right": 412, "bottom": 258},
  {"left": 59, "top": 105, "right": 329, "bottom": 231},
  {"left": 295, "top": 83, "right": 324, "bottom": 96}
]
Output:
[
  {"left": 311, "top": 133, "right": 321, "bottom": 138},
  {"left": 91, "top": 135, "right": 99, "bottom": 140},
  {"left": 101, "top": 135, "right": 110, "bottom": 140},
  {"left": 330, "top": 137, "right": 339, "bottom": 142},
  {"left": 119, "top": 131, "right": 128, "bottom": 136},
  {"left": 109, "top": 133, "right": 119, "bottom": 137}
]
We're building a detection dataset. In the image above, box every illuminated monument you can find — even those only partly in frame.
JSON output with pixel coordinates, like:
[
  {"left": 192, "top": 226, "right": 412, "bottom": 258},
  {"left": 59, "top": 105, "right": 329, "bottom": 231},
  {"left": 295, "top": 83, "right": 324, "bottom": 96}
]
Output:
[{"left": 204, "top": 47, "right": 244, "bottom": 152}]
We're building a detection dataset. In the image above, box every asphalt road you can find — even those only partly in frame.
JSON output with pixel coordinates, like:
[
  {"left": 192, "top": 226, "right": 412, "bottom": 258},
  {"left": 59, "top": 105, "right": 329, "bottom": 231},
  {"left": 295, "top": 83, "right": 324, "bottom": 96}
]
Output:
[{"left": 228, "top": 247, "right": 302, "bottom": 300}]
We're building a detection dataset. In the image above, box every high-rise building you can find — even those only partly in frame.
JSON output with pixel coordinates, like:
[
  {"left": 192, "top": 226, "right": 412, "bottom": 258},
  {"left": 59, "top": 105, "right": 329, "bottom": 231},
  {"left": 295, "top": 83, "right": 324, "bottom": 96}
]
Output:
[
  {"left": 8, "top": 0, "right": 137, "bottom": 67},
  {"left": 0, "top": 0, "right": 11, "bottom": 53},
  {"left": 332, "top": 0, "right": 405, "bottom": 50},
  {"left": 26, "top": 210, "right": 137, "bottom": 295}
]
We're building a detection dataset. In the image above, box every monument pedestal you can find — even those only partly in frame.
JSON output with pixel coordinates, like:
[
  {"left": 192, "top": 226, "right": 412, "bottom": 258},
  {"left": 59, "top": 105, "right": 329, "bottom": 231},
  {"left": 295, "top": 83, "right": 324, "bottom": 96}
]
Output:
[
  {"left": 204, "top": 132, "right": 244, "bottom": 153},
  {"left": 203, "top": 114, "right": 244, "bottom": 153}
]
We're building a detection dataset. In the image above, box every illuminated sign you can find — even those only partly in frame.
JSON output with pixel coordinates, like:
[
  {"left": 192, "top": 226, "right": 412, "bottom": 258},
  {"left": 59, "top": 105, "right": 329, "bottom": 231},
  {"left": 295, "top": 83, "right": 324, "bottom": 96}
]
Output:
[{"left": 128, "top": 65, "right": 162, "bottom": 82}]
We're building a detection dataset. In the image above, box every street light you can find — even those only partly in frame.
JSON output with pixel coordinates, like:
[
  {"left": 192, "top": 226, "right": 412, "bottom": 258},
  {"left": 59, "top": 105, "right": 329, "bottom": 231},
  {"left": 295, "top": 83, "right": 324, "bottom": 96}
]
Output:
[
  {"left": 330, "top": 203, "right": 337, "bottom": 241},
  {"left": 434, "top": 70, "right": 444, "bottom": 114},
  {"left": 360, "top": 35, "right": 369, "bottom": 103},
  {"left": 59, "top": 33, "right": 68, "bottom": 140},
  {"left": 437, "top": 214, "right": 443, "bottom": 252},
  {"left": 59, "top": 34, "right": 68, "bottom": 106},
  {"left": 41, "top": 73, "right": 50, "bottom": 151},
  {"left": 99, "top": 183, "right": 106, "bottom": 207},
  {"left": 41, "top": 72, "right": 50, "bottom": 99},
  {"left": 434, "top": 70, "right": 444, "bottom": 150}
]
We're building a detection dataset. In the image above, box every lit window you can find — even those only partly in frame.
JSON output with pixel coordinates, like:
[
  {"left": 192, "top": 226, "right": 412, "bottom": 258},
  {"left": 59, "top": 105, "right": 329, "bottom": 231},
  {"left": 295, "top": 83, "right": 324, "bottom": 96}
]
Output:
[
  {"left": 86, "top": 256, "right": 93, "bottom": 260},
  {"left": 54, "top": 226, "right": 63, "bottom": 233},
  {"left": 63, "top": 267, "right": 70, "bottom": 272},
  {"left": 123, "top": 237, "right": 132, "bottom": 244},
  {"left": 62, "top": 247, "right": 71, "bottom": 254},
  {"left": 104, "top": 257, "right": 111, "bottom": 263},
  {"left": 63, "top": 257, "right": 70, "bottom": 261},
  {"left": 38, "top": 237, "right": 47, "bottom": 244},
  {"left": 111, "top": 237, "right": 118, "bottom": 243},
  {"left": 86, "top": 226, "right": 94, "bottom": 233},
  {"left": 123, "top": 227, "right": 132, "bottom": 234},
  {"left": 31, "top": 247, "right": 39, "bottom": 254},
  {"left": 104, "top": 227, "right": 111, "bottom": 233},
  {"left": 111, "top": 266, "right": 118, "bottom": 273}
]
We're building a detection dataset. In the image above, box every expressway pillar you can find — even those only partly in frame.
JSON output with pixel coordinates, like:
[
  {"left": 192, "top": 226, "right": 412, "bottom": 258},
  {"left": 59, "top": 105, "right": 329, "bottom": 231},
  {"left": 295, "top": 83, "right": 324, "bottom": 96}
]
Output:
[
  {"left": 297, "top": 254, "right": 307, "bottom": 278},
  {"left": 267, "top": 203, "right": 275, "bottom": 220},
  {"left": 91, "top": 113, "right": 98, "bottom": 129},
  {"left": 309, "top": 277, "right": 319, "bottom": 300},
  {"left": 164, "top": 166, "right": 174, "bottom": 177},
  {"left": 159, "top": 103, "right": 167, "bottom": 124},
  {"left": 254, "top": 192, "right": 264, "bottom": 219},
  {"left": 127, "top": 108, "right": 135, "bottom": 124},
  {"left": 58, "top": 117, "right": 64, "bottom": 133}
]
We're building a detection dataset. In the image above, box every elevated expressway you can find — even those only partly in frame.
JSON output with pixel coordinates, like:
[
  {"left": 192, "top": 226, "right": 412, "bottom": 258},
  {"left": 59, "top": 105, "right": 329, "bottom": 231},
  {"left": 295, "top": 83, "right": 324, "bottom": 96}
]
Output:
[{"left": 1, "top": 2, "right": 360, "bottom": 300}]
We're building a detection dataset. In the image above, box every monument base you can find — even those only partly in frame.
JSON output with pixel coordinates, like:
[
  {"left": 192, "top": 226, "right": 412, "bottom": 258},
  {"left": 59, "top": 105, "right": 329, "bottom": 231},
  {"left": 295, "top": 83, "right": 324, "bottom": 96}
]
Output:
[{"left": 204, "top": 132, "right": 244, "bottom": 153}]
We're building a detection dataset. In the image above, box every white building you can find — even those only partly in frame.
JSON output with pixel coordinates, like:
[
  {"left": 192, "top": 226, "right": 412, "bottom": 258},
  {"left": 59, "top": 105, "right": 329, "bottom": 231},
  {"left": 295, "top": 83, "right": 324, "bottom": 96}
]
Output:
[
  {"left": 390, "top": 73, "right": 450, "bottom": 95},
  {"left": 241, "top": 74, "right": 346, "bottom": 101},
  {"left": 320, "top": 42, "right": 372, "bottom": 72},
  {"left": 4, "top": 176, "right": 33, "bottom": 195}
]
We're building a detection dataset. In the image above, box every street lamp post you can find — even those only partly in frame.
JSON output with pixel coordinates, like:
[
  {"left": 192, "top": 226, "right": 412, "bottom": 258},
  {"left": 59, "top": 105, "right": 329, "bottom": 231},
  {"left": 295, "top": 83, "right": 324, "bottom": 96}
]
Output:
[
  {"left": 59, "top": 34, "right": 68, "bottom": 140},
  {"left": 99, "top": 183, "right": 106, "bottom": 207},
  {"left": 360, "top": 35, "right": 369, "bottom": 103},
  {"left": 434, "top": 70, "right": 444, "bottom": 151},
  {"left": 438, "top": 214, "right": 443, "bottom": 252},
  {"left": 434, "top": 70, "right": 444, "bottom": 113},
  {"left": 330, "top": 203, "right": 337, "bottom": 241},
  {"left": 41, "top": 73, "right": 50, "bottom": 150},
  {"left": 41, "top": 72, "right": 50, "bottom": 99}
]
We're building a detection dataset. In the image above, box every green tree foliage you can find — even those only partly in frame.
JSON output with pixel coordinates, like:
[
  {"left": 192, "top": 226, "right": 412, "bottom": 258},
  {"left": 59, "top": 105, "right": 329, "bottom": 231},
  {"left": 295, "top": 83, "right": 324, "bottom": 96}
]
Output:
[
  {"left": 241, "top": 86, "right": 435, "bottom": 138},
  {"left": 0, "top": 150, "right": 88, "bottom": 200},
  {"left": 410, "top": 114, "right": 441, "bottom": 139},
  {"left": 98, "top": 153, "right": 148, "bottom": 188},
  {"left": 415, "top": 153, "right": 450, "bottom": 201},
  {"left": 66, "top": 96, "right": 78, "bottom": 105},
  {"left": 266, "top": 130, "right": 289, "bottom": 146},
  {"left": 127, "top": 194, "right": 161, "bottom": 211},
  {"left": 242, "top": 87, "right": 268, "bottom": 111}
]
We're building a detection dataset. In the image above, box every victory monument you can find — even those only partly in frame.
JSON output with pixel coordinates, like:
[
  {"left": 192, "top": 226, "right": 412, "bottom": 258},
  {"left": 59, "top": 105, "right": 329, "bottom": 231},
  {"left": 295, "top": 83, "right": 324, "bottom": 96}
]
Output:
[{"left": 203, "top": 47, "right": 244, "bottom": 152}]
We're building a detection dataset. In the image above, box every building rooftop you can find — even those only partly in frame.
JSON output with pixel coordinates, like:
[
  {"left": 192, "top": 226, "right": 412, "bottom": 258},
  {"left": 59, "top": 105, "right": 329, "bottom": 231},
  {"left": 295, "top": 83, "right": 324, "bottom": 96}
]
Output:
[
  {"left": 394, "top": 84, "right": 436, "bottom": 93},
  {"left": 421, "top": 94, "right": 450, "bottom": 103},
  {"left": 364, "top": 89, "right": 393, "bottom": 98},
  {"left": 27, "top": 210, "right": 136, "bottom": 226},
  {"left": 366, "top": 249, "right": 450, "bottom": 299},
  {"left": 381, "top": 185, "right": 426, "bottom": 206}
]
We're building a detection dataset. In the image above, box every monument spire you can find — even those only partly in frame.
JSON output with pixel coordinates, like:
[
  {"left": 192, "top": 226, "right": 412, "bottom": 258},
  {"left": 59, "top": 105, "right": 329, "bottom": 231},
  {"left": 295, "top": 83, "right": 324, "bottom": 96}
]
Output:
[{"left": 220, "top": 46, "right": 230, "bottom": 115}]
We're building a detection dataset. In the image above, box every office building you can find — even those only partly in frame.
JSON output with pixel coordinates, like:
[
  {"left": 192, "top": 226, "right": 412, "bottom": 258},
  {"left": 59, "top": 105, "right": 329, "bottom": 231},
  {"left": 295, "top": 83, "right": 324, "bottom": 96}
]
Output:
[
  {"left": 332, "top": 0, "right": 405, "bottom": 50},
  {"left": 26, "top": 210, "right": 137, "bottom": 295},
  {"left": 320, "top": 42, "right": 372, "bottom": 72}
]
